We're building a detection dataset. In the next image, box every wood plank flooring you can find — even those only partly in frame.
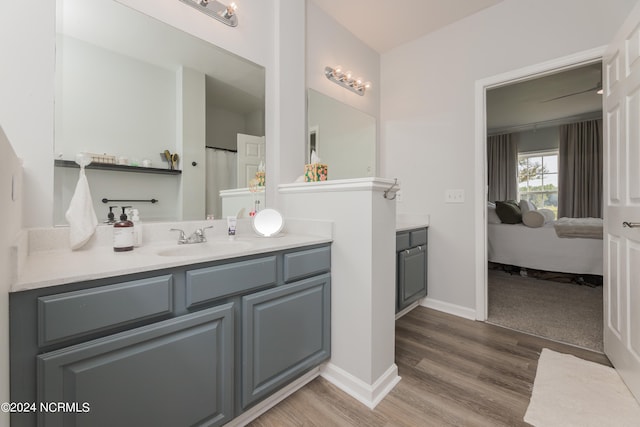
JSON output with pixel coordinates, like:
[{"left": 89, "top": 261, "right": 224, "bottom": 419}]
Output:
[{"left": 249, "top": 306, "right": 610, "bottom": 427}]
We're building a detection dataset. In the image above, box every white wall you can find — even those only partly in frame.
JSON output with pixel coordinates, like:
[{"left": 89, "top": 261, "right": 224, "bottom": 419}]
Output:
[
  {"left": 177, "top": 67, "right": 206, "bottom": 220},
  {"left": 0, "top": 1, "right": 55, "bottom": 228},
  {"left": 380, "top": 0, "right": 639, "bottom": 313},
  {"left": 270, "top": 0, "right": 306, "bottom": 208},
  {"left": 0, "top": 128, "right": 22, "bottom": 427},
  {"left": 245, "top": 110, "right": 265, "bottom": 137},
  {"left": 307, "top": 90, "right": 376, "bottom": 179},
  {"left": 306, "top": 1, "right": 380, "bottom": 121},
  {"left": 206, "top": 108, "right": 264, "bottom": 152},
  {"left": 55, "top": 35, "right": 176, "bottom": 162},
  {"left": 279, "top": 179, "right": 398, "bottom": 407},
  {"left": 54, "top": 168, "right": 181, "bottom": 224},
  {"left": 0, "top": 0, "right": 306, "bottom": 227},
  {"left": 207, "top": 108, "right": 248, "bottom": 151}
]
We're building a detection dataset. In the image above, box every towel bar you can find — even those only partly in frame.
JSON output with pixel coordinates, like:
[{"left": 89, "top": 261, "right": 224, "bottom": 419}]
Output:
[{"left": 102, "top": 198, "right": 158, "bottom": 204}]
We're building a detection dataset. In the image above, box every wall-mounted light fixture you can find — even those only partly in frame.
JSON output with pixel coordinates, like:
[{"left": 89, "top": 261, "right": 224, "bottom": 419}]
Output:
[
  {"left": 179, "top": 0, "right": 238, "bottom": 27},
  {"left": 324, "top": 65, "right": 371, "bottom": 96}
]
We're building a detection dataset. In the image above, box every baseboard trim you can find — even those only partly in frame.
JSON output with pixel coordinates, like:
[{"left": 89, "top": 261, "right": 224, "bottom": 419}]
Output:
[
  {"left": 226, "top": 367, "right": 320, "bottom": 426},
  {"left": 395, "top": 300, "right": 421, "bottom": 320},
  {"left": 421, "top": 297, "right": 476, "bottom": 320},
  {"left": 320, "top": 362, "right": 401, "bottom": 409}
]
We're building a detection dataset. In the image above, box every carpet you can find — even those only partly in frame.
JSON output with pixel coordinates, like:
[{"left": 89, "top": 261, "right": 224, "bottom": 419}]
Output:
[
  {"left": 488, "top": 269, "right": 603, "bottom": 352},
  {"left": 524, "top": 349, "right": 640, "bottom": 426}
]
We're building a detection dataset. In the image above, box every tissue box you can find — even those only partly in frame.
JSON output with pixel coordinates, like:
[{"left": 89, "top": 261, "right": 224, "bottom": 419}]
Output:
[
  {"left": 255, "top": 171, "right": 265, "bottom": 186},
  {"left": 304, "top": 163, "right": 328, "bottom": 182}
]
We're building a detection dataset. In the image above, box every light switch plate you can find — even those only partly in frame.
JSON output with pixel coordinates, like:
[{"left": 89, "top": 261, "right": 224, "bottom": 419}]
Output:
[{"left": 445, "top": 189, "right": 464, "bottom": 203}]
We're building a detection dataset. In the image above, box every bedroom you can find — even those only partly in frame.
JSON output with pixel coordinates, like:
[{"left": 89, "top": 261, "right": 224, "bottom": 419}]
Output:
[{"left": 485, "top": 62, "right": 604, "bottom": 351}]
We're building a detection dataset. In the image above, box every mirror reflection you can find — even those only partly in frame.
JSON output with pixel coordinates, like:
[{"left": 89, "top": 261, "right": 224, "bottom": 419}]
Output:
[
  {"left": 307, "top": 89, "right": 376, "bottom": 180},
  {"left": 53, "top": 0, "right": 265, "bottom": 225}
]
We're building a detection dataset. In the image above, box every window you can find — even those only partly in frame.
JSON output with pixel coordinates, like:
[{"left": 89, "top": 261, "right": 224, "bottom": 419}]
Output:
[{"left": 518, "top": 151, "right": 558, "bottom": 216}]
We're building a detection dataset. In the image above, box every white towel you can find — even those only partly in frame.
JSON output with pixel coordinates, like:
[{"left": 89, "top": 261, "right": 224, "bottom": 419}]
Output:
[
  {"left": 554, "top": 217, "right": 603, "bottom": 239},
  {"left": 65, "top": 166, "right": 98, "bottom": 250}
]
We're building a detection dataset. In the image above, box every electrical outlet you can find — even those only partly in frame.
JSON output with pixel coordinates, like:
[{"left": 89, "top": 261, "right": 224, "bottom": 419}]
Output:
[
  {"left": 396, "top": 190, "right": 403, "bottom": 202},
  {"left": 445, "top": 189, "right": 465, "bottom": 203}
]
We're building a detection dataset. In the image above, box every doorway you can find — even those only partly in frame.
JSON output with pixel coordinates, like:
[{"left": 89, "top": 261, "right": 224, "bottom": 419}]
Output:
[{"left": 474, "top": 48, "right": 606, "bottom": 348}]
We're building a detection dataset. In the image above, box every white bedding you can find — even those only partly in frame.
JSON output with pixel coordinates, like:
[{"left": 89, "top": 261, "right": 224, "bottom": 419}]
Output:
[{"left": 488, "top": 222, "right": 603, "bottom": 275}]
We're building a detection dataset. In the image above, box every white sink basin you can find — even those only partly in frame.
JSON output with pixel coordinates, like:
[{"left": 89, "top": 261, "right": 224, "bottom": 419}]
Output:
[{"left": 156, "top": 240, "right": 252, "bottom": 257}]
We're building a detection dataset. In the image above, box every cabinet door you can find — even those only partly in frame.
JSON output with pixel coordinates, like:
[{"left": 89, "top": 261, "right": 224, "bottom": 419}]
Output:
[
  {"left": 241, "top": 274, "right": 330, "bottom": 409},
  {"left": 397, "top": 245, "right": 427, "bottom": 311},
  {"left": 37, "top": 304, "right": 234, "bottom": 427}
]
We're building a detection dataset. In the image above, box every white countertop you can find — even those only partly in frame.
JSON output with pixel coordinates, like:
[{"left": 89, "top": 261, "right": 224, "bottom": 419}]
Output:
[
  {"left": 396, "top": 213, "right": 430, "bottom": 232},
  {"left": 13, "top": 215, "right": 430, "bottom": 291},
  {"left": 13, "top": 219, "right": 332, "bottom": 292}
]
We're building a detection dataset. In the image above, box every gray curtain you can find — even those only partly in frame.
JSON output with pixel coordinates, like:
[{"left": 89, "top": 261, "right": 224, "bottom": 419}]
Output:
[
  {"left": 487, "top": 133, "right": 517, "bottom": 202},
  {"left": 558, "top": 119, "right": 603, "bottom": 218}
]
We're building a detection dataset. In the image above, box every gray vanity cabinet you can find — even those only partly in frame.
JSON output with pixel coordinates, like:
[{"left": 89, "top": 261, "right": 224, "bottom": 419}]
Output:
[
  {"left": 396, "top": 228, "right": 428, "bottom": 312},
  {"left": 36, "top": 304, "right": 234, "bottom": 427},
  {"left": 10, "top": 243, "right": 331, "bottom": 427},
  {"left": 241, "top": 274, "right": 331, "bottom": 409}
]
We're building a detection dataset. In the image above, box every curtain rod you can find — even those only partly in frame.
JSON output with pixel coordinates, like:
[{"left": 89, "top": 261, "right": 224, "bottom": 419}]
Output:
[
  {"left": 488, "top": 111, "right": 602, "bottom": 136},
  {"left": 206, "top": 146, "right": 237, "bottom": 153}
]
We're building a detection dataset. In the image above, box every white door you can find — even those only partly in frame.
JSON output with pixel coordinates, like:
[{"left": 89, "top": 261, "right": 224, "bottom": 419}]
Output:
[
  {"left": 603, "top": 0, "right": 640, "bottom": 402},
  {"left": 236, "top": 134, "right": 265, "bottom": 188}
]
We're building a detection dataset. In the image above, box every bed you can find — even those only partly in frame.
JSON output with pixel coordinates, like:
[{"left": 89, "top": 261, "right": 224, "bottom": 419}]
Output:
[{"left": 487, "top": 222, "right": 603, "bottom": 275}]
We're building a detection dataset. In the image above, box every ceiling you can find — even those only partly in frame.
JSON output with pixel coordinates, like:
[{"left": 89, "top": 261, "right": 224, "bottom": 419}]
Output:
[
  {"left": 311, "top": 0, "right": 504, "bottom": 53},
  {"left": 312, "top": 0, "right": 603, "bottom": 132},
  {"left": 486, "top": 62, "right": 603, "bottom": 133}
]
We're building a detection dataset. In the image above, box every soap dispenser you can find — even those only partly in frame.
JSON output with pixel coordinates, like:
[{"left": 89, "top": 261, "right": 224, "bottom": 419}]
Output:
[
  {"left": 105, "top": 206, "right": 118, "bottom": 224},
  {"left": 113, "top": 206, "right": 134, "bottom": 252}
]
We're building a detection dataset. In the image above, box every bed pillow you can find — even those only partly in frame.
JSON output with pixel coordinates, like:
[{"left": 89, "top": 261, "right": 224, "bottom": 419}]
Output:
[
  {"left": 538, "top": 208, "right": 555, "bottom": 222},
  {"left": 519, "top": 199, "right": 536, "bottom": 214},
  {"left": 522, "top": 210, "right": 545, "bottom": 228},
  {"left": 495, "top": 200, "right": 522, "bottom": 224},
  {"left": 487, "top": 205, "right": 502, "bottom": 224}
]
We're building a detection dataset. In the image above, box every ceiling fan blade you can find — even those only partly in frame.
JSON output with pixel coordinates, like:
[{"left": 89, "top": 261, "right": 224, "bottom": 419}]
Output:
[{"left": 541, "top": 84, "right": 601, "bottom": 103}]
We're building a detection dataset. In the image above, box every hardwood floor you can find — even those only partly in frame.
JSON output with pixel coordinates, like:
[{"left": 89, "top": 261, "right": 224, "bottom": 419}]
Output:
[{"left": 249, "top": 306, "right": 610, "bottom": 427}]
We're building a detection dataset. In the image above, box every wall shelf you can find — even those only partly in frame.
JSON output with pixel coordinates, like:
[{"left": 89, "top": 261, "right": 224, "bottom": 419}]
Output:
[{"left": 54, "top": 159, "right": 182, "bottom": 175}]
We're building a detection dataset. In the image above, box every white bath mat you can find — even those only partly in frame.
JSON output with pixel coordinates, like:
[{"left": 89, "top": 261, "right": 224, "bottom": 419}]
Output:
[{"left": 524, "top": 348, "right": 640, "bottom": 426}]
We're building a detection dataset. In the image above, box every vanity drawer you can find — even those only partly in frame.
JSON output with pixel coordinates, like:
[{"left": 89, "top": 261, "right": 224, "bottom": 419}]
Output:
[
  {"left": 396, "top": 232, "right": 411, "bottom": 251},
  {"left": 410, "top": 229, "right": 428, "bottom": 246},
  {"left": 38, "top": 275, "right": 173, "bottom": 347},
  {"left": 283, "top": 245, "right": 331, "bottom": 283},
  {"left": 186, "top": 256, "right": 277, "bottom": 307}
]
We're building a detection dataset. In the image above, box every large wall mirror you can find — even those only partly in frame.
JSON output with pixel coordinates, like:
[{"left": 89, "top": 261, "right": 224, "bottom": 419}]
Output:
[
  {"left": 307, "top": 89, "right": 376, "bottom": 180},
  {"left": 53, "top": 0, "right": 265, "bottom": 225}
]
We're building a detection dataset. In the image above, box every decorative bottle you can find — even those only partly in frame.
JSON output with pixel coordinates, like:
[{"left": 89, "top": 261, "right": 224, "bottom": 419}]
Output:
[{"left": 113, "top": 207, "right": 134, "bottom": 252}]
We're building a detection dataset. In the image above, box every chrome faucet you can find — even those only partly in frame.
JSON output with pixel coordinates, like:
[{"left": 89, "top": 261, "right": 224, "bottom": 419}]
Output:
[{"left": 170, "top": 226, "right": 213, "bottom": 244}]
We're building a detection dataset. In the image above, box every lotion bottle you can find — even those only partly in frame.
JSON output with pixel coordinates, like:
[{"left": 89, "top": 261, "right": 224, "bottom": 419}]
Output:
[
  {"left": 113, "top": 207, "right": 134, "bottom": 252},
  {"left": 131, "top": 208, "right": 142, "bottom": 247}
]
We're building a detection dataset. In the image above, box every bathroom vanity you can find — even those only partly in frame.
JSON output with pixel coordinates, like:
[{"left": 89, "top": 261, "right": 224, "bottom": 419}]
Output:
[
  {"left": 9, "top": 225, "right": 331, "bottom": 427},
  {"left": 395, "top": 227, "right": 428, "bottom": 313}
]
